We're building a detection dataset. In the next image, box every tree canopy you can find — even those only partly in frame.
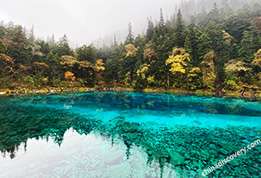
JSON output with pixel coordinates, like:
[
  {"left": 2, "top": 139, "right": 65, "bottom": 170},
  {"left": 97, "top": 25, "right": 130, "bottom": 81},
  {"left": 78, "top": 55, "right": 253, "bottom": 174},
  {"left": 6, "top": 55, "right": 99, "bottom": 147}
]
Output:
[{"left": 0, "top": 0, "right": 260, "bottom": 93}]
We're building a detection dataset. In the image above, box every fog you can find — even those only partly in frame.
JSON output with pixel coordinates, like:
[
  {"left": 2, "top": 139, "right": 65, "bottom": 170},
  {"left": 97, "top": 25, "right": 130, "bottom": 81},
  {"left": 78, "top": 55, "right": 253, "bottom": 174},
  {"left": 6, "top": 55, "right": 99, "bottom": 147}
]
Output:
[
  {"left": 1, "top": 0, "right": 258, "bottom": 47},
  {"left": 0, "top": 0, "right": 181, "bottom": 47}
]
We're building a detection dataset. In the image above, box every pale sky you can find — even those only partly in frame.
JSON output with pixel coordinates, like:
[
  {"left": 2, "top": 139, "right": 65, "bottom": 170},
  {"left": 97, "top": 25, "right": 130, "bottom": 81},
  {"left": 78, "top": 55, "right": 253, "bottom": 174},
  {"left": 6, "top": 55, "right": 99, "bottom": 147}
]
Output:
[{"left": 0, "top": 0, "right": 180, "bottom": 47}]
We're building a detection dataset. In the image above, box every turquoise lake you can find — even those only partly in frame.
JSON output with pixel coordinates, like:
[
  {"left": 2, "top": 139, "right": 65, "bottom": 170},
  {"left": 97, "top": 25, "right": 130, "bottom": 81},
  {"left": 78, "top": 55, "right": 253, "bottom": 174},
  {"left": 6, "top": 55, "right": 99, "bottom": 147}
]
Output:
[{"left": 0, "top": 92, "right": 260, "bottom": 177}]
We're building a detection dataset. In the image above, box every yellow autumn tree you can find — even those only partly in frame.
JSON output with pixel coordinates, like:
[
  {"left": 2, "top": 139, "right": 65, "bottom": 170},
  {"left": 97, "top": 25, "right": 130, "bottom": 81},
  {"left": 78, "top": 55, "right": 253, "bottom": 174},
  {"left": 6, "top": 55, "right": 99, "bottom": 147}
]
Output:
[
  {"left": 224, "top": 59, "right": 251, "bottom": 90},
  {"left": 143, "top": 42, "right": 157, "bottom": 63},
  {"left": 137, "top": 64, "right": 150, "bottom": 79},
  {"left": 225, "top": 60, "right": 251, "bottom": 73},
  {"left": 123, "top": 72, "right": 132, "bottom": 87},
  {"left": 78, "top": 61, "right": 92, "bottom": 68},
  {"left": 166, "top": 47, "right": 190, "bottom": 74},
  {"left": 201, "top": 51, "right": 217, "bottom": 90},
  {"left": 33, "top": 62, "right": 49, "bottom": 70},
  {"left": 95, "top": 59, "right": 105, "bottom": 87},
  {"left": 147, "top": 75, "right": 155, "bottom": 84},
  {"left": 43, "top": 77, "right": 48, "bottom": 84},
  {"left": 124, "top": 44, "right": 138, "bottom": 57},
  {"left": 61, "top": 55, "right": 78, "bottom": 67},
  {"left": 251, "top": 49, "right": 261, "bottom": 87},
  {"left": 0, "top": 53, "right": 14, "bottom": 74},
  {"left": 252, "top": 49, "right": 261, "bottom": 68},
  {"left": 222, "top": 30, "right": 232, "bottom": 43},
  {"left": 95, "top": 59, "right": 105, "bottom": 71}
]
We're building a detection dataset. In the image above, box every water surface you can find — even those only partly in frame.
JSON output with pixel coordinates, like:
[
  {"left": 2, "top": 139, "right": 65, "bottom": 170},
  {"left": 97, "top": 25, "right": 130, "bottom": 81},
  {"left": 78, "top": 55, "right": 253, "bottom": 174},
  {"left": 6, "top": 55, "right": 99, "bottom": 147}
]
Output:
[{"left": 0, "top": 92, "right": 260, "bottom": 177}]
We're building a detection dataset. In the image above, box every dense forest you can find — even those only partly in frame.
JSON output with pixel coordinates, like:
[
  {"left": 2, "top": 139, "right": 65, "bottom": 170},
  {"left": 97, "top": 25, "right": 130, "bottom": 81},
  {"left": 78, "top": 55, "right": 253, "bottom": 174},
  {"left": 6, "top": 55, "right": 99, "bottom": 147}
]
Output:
[{"left": 0, "top": 0, "right": 261, "bottom": 95}]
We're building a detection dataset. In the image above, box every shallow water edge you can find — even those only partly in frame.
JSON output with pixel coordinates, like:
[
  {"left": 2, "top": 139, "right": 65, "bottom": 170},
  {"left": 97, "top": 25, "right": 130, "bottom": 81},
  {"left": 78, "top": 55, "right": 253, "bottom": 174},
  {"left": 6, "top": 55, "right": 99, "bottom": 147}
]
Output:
[{"left": 0, "top": 87, "right": 260, "bottom": 102}]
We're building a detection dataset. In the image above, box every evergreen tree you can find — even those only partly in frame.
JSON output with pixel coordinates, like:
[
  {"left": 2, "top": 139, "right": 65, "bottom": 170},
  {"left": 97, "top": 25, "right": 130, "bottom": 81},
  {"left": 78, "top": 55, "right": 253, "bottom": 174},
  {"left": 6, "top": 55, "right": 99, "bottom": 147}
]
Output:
[
  {"left": 5, "top": 24, "right": 31, "bottom": 65},
  {"left": 175, "top": 9, "right": 185, "bottom": 48},
  {"left": 125, "top": 22, "right": 134, "bottom": 44},
  {"left": 184, "top": 23, "right": 200, "bottom": 63},
  {"left": 76, "top": 45, "right": 97, "bottom": 63},
  {"left": 0, "top": 0, "right": 260, "bottom": 92},
  {"left": 207, "top": 3, "right": 221, "bottom": 23},
  {"left": 159, "top": 8, "right": 165, "bottom": 26},
  {"left": 146, "top": 17, "right": 154, "bottom": 42},
  {"left": 224, "top": 11, "right": 250, "bottom": 42},
  {"left": 184, "top": 36, "right": 192, "bottom": 59},
  {"left": 113, "top": 34, "right": 118, "bottom": 47},
  {"left": 157, "top": 8, "right": 167, "bottom": 36},
  {"left": 205, "top": 21, "right": 230, "bottom": 87},
  {"left": 56, "top": 34, "right": 72, "bottom": 57},
  {"left": 239, "top": 27, "right": 261, "bottom": 62},
  {"left": 197, "top": 33, "right": 212, "bottom": 61}
]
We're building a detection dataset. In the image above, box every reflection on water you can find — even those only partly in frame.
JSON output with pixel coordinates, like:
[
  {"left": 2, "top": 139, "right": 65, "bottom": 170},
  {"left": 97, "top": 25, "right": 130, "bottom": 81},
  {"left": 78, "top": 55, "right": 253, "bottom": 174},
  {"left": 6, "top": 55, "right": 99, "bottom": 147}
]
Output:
[
  {"left": 0, "top": 92, "right": 260, "bottom": 178},
  {"left": 0, "top": 130, "right": 177, "bottom": 178}
]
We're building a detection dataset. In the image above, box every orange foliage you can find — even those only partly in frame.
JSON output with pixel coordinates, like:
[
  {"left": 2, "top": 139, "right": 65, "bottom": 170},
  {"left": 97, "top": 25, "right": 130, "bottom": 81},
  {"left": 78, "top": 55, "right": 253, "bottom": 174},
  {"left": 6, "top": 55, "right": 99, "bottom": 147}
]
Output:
[
  {"left": 64, "top": 71, "right": 76, "bottom": 81},
  {"left": 33, "top": 62, "right": 49, "bottom": 69},
  {"left": 61, "top": 55, "right": 77, "bottom": 67},
  {"left": 0, "top": 53, "right": 13, "bottom": 63},
  {"left": 143, "top": 43, "right": 157, "bottom": 62},
  {"left": 1, "top": 37, "right": 19, "bottom": 49},
  {"left": 222, "top": 30, "right": 232, "bottom": 43}
]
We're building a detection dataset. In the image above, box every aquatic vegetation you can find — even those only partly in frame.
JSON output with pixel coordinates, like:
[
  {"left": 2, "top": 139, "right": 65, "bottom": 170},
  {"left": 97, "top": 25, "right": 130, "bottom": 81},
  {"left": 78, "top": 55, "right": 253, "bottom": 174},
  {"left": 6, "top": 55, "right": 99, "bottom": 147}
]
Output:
[{"left": 0, "top": 92, "right": 260, "bottom": 177}]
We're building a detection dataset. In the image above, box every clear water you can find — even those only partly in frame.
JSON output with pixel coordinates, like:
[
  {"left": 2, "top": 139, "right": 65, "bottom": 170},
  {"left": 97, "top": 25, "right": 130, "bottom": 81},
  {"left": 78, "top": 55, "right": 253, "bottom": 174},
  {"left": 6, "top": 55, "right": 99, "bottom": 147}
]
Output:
[{"left": 0, "top": 92, "right": 260, "bottom": 178}]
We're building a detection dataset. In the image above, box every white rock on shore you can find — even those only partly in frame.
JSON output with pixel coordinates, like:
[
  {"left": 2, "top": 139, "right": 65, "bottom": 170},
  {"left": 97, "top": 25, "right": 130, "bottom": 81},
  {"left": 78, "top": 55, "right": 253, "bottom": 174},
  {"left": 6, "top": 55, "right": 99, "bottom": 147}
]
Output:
[{"left": 0, "top": 91, "right": 6, "bottom": 95}]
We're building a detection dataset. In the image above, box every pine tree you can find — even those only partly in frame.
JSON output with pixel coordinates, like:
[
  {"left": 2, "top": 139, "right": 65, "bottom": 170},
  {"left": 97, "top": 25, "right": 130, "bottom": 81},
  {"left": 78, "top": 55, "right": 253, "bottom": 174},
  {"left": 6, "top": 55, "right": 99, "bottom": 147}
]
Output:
[
  {"left": 158, "top": 8, "right": 167, "bottom": 36},
  {"left": 51, "top": 34, "right": 55, "bottom": 45},
  {"left": 159, "top": 8, "right": 165, "bottom": 26},
  {"left": 113, "top": 34, "right": 118, "bottom": 47},
  {"left": 207, "top": 2, "right": 222, "bottom": 23},
  {"left": 197, "top": 33, "right": 212, "bottom": 61},
  {"left": 29, "top": 25, "right": 35, "bottom": 41},
  {"left": 126, "top": 22, "right": 134, "bottom": 44},
  {"left": 175, "top": 9, "right": 185, "bottom": 47},
  {"left": 146, "top": 17, "right": 154, "bottom": 42},
  {"left": 239, "top": 27, "right": 261, "bottom": 62},
  {"left": 185, "top": 22, "right": 200, "bottom": 63},
  {"left": 184, "top": 36, "right": 192, "bottom": 58},
  {"left": 56, "top": 34, "right": 72, "bottom": 57}
]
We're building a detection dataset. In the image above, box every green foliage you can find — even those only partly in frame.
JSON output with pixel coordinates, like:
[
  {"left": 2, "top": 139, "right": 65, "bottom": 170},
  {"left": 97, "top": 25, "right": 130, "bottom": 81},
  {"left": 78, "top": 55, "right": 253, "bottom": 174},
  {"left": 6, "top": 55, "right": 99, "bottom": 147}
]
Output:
[
  {"left": 105, "top": 58, "right": 120, "bottom": 85},
  {"left": 175, "top": 9, "right": 185, "bottom": 48},
  {"left": 197, "top": 33, "right": 212, "bottom": 61},
  {"left": 146, "top": 18, "right": 154, "bottom": 42},
  {"left": 239, "top": 27, "right": 261, "bottom": 62},
  {"left": 224, "top": 59, "right": 252, "bottom": 90},
  {"left": 55, "top": 34, "right": 73, "bottom": 57},
  {"left": 0, "top": 1, "right": 260, "bottom": 92},
  {"left": 23, "top": 75, "right": 34, "bottom": 85},
  {"left": 126, "top": 23, "right": 134, "bottom": 44},
  {"left": 224, "top": 79, "right": 238, "bottom": 90},
  {"left": 76, "top": 45, "right": 97, "bottom": 63},
  {"left": 187, "top": 67, "right": 202, "bottom": 90}
]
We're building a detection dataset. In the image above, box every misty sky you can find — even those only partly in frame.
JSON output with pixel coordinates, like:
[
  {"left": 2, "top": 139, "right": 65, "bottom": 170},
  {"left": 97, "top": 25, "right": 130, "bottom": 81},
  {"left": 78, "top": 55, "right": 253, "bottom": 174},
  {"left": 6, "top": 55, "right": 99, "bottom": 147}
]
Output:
[{"left": 0, "top": 0, "right": 181, "bottom": 47}]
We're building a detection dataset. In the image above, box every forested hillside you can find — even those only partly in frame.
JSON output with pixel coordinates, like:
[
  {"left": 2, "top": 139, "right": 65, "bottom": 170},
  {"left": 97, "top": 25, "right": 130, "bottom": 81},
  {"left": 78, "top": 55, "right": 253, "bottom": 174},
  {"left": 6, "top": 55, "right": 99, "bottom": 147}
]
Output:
[{"left": 0, "top": 0, "right": 260, "bottom": 95}]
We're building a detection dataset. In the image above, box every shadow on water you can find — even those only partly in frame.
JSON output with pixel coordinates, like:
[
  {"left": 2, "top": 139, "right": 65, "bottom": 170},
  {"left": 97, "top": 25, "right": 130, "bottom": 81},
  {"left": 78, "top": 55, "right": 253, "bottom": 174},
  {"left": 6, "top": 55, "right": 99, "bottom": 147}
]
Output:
[{"left": 0, "top": 92, "right": 260, "bottom": 177}]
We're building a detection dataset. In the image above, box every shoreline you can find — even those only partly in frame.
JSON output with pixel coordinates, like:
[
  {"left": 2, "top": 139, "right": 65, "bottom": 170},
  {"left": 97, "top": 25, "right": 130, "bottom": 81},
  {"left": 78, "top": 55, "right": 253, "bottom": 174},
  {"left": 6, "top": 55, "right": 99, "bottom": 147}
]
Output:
[{"left": 0, "top": 87, "right": 260, "bottom": 101}]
